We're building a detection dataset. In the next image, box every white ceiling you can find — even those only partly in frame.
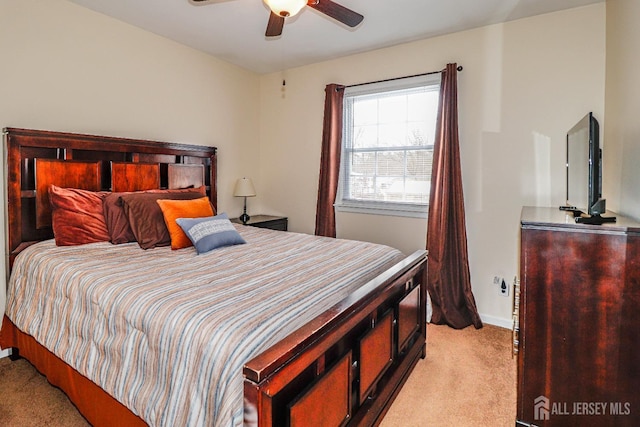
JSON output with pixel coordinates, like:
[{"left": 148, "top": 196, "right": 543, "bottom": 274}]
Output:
[{"left": 67, "top": 0, "right": 604, "bottom": 74}]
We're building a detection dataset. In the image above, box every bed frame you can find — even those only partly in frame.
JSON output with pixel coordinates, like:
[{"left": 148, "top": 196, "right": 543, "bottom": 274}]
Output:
[{"left": 1, "top": 128, "right": 428, "bottom": 427}]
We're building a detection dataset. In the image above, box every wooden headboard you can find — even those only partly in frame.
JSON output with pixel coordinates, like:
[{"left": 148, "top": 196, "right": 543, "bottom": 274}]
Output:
[{"left": 4, "top": 128, "right": 217, "bottom": 267}]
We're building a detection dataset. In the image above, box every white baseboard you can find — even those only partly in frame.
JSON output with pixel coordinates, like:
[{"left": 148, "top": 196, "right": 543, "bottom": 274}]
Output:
[
  {"left": 0, "top": 348, "right": 10, "bottom": 359},
  {"left": 480, "top": 313, "right": 513, "bottom": 329}
]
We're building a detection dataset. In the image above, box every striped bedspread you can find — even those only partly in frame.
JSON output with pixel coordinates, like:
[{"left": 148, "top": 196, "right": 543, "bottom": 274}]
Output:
[{"left": 6, "top": 225, "right": 405, "bottom": 426}]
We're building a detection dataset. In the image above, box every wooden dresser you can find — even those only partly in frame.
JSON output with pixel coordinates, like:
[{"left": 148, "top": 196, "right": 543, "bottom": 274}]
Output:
[{"left": 517, "top": 206, "right": 640, "bottom": 427}]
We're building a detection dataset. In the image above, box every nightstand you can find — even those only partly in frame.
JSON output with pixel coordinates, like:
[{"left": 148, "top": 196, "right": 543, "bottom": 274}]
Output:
[{"left": 231, "top": 215, "right": 288, "bottom": 231}]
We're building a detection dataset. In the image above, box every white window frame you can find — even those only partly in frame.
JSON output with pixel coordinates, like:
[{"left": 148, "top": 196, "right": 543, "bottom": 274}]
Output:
[{"left": 335, "top": 73, "right": 441, "bottom": 218}]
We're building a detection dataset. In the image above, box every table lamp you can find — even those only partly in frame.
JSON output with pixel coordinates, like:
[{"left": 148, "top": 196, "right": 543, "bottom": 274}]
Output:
[{"left": 233, "top": 177, "right": 256, "bottom": 224}]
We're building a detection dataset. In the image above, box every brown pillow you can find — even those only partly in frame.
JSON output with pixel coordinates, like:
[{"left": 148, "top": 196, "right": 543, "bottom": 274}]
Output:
[
  {"left": 103, "top": 186, "right": 206, "bottom": 244},
  {"left": 103, "top": 192, "right": 137, "bottom": 244},
  {"left": 156, "top": 197, "right": 215, "bottom": 250},
  {"left": 120, "top": 188, "right": 207, "bottom": 249},
  {"left": 49, "top": 185, "right": 111, "bottom": 246}
]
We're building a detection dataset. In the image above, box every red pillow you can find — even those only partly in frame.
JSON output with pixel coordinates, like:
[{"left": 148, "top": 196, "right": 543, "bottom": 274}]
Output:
[{"left": 49, "top": 185, "right": 111, "bottom": 246}]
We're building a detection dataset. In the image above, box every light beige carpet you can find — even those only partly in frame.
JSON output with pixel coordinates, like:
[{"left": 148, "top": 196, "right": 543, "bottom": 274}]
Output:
[
  {"left": 382, "top": 323, "right": 516, "bottom": 427},
  {"left": 0, "top": 353, "right": 89, "bottom": 426},
  {"left": 0, "top": 323, "right": 515, "bottom": 426}
]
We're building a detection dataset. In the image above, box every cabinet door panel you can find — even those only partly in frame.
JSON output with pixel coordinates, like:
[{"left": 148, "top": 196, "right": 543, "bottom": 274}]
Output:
[
  {"left": 359, "top": 312, "right": 393, "bottom": 402},
  {"left": 398, "top": 285, "right": 420, "bottom": 353},
  {"left": 289, "top": 352, "right": 351, "bottom": 427}
]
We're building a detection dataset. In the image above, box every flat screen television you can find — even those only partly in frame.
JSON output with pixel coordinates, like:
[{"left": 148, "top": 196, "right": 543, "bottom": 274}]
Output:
[{"left": 564, "top": 112, "right": 615, "bottom": 223}]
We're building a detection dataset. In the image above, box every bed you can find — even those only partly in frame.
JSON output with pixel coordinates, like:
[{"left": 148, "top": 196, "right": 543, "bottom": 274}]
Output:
[{"left": 0, "top": 128, "right": 428, "bottom": 426}]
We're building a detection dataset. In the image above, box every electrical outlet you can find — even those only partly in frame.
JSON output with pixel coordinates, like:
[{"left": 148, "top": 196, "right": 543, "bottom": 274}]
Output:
[
  {"left": 494, "top": 276, "right": 509, "bottom": 297},
  {"left": 500, "top": 278, "right": 510, "bottom": 297}
]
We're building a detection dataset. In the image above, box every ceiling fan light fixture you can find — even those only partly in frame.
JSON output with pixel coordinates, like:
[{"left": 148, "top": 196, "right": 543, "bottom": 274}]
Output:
[{"left": 264, "top": 0, "right": 307, "bottom": 18}]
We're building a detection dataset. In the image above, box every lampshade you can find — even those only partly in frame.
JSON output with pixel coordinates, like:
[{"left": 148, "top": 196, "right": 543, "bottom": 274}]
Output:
[
  {"left": 233, "top": 177, "right": 256, "bottom": 197},
  {"left": 263, "top": 0, "right": 307, "bottom": 17}
]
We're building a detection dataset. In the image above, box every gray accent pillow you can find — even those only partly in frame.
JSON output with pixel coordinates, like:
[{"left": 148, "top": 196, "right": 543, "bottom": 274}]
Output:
[{"left": 176, "top": 213, "right": 246, "bottom": 254}]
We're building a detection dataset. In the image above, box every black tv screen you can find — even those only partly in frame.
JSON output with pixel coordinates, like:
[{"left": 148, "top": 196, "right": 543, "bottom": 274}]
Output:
[{"left": 566, "top": 112, "right": 605, "bottom": 215}]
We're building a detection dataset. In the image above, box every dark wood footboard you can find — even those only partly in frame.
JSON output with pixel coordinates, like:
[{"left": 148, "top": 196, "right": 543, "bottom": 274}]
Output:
[{"left": 244, "top": 250, "right": 428, "bottom": 427}]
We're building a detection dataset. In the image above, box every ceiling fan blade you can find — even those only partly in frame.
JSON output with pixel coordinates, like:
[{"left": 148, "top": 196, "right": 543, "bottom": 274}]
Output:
[
  {"left": 308, "top": 0, "right": 364, "bottom": 27},
  {"left": 266, "top": 12, "right": 285, "bottom": 37}
]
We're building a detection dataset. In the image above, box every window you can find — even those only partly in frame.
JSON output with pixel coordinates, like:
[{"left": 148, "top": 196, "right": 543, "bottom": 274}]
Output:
[{"left": 336, "top": 74, "right": 441, "bottom": 217}]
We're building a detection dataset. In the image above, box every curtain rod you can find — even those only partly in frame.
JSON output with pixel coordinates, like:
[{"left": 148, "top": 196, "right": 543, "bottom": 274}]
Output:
[{"left": 343, "top": 65, "right": 463, "bottom": 89}]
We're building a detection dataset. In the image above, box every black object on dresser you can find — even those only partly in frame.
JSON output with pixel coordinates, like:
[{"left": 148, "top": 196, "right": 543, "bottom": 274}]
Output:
[
  {"left": 231, "top": 214, "right": 288, "bottom": 231},
  {"left": 516, "top": 206, "right": 640, "bottom": 427}
]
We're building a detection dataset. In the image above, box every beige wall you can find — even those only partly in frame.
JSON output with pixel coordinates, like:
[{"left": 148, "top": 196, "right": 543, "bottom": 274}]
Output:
[
  {"left": 604, "top": 0, "right": 640, "bottom": 219},
  {"left": 0, "top": 1, "right": 609, "bottom": 329},
  {"left": 0, "top": 0, "right": 261, "bottom": 320},
  {"left": 259, "top": 4, "right": 606, "bottom": 325}
]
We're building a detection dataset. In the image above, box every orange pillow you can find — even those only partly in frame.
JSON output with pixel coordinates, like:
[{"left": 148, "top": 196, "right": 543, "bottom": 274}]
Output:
[{"left": 156, "top": 197, "right": 215, "bottom": 249}]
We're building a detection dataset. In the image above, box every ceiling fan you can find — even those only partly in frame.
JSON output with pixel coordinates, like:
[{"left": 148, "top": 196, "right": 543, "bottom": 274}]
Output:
[{"left": 191, "top": 0, "right": 364, "bottom": 37}]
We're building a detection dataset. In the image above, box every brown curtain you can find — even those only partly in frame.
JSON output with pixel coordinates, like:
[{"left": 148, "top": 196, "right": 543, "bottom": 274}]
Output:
[
  {"left": 427, "top": 63, "right": 483, "bottom": 329},
  {"left": 315, "top": 83, "right": 345, "bottom": 237}
]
